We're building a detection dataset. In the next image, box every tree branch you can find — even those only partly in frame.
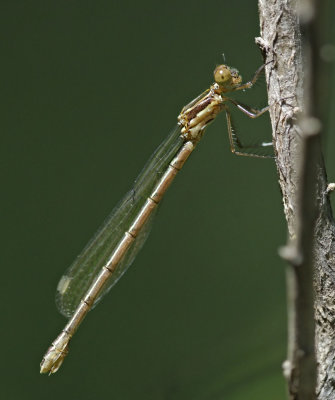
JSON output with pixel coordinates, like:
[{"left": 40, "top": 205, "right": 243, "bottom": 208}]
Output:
[{"left": 257, "top": 0, "right": 335, "bottom": 399}]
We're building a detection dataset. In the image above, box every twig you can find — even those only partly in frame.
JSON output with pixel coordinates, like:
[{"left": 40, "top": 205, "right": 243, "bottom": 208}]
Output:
[{"left": 257, "top": 0, "right": 335, "bottom": 399}]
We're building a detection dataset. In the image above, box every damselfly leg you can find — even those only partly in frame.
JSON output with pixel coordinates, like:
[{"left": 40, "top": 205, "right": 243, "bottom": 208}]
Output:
[{"left": 220, "top": 63, "right": 273, "bottom": 158}]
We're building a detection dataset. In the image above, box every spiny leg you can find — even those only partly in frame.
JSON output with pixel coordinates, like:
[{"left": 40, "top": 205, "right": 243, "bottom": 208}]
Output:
[
  {"left": 232, "top": 64, "right": 265, "bottom": 92},
  {"left": 228, "top": 98, "right": 269, "bottom": 119},
  {"left": 223, "top": 105, "right": 273, "bottom": 159}
]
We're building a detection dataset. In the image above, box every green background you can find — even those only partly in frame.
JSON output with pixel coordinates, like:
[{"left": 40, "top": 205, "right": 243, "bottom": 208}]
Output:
[{"left": 2, "top": 1, "right": 335, "bottom": 399}]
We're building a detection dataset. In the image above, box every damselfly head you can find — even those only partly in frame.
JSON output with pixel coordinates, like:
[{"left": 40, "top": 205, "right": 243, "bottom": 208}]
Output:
[{"left": 214, "top": 65, "right": 242, "bottom": 90}]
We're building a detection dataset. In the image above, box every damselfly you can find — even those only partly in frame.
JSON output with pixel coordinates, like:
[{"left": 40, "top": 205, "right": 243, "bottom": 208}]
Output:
[{"left": 40, "top": 61, "right": 272, "bottom": 374}]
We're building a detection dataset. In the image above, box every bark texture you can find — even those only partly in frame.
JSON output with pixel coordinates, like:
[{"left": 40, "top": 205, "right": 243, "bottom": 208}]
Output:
[{"left": 257, "top": 0, "right": 335, "bottom": 399}]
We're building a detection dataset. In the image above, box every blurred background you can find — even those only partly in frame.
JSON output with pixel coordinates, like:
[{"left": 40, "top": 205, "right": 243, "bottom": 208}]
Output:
[{"left": 1, "top": 1, "right": 335, "bottom": 399}]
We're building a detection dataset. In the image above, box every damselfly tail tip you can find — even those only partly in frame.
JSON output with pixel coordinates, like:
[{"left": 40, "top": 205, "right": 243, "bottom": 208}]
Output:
[
  {"left": 40, "top": 336, "right": 70, "bottom": 375},
  {"left": 40, "top": 347, "right": 68, "bottom": 375}
]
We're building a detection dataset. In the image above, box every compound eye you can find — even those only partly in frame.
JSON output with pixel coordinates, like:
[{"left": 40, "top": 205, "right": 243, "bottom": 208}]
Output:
[{"left": 214, "top": 65, "right": 232, "bottom": 86}]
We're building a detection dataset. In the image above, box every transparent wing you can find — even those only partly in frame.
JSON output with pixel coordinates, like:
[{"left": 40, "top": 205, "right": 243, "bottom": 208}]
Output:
[{"left": 56, "top": 125, "right": 183, "bottom": 318}]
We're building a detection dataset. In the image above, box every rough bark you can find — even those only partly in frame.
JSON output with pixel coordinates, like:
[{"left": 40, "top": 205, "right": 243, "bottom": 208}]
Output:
[{"left": 257, "top": 0, "right": 335, "bottom": 399}]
